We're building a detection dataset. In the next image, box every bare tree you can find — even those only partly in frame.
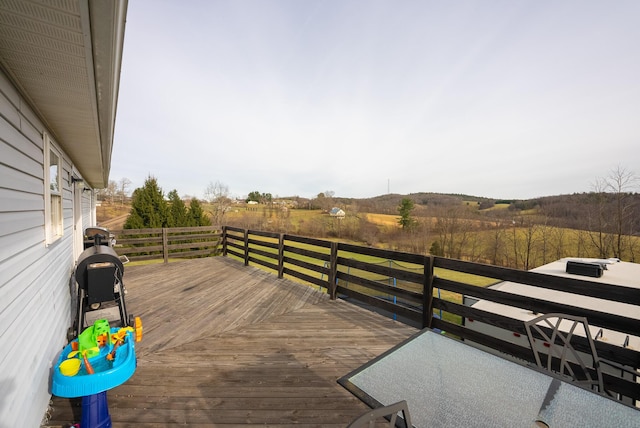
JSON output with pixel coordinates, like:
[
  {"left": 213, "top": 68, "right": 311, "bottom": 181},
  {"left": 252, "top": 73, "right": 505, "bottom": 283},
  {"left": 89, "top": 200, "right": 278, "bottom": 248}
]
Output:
[
  {"left": 464, "top": 228, "right": 483, "bottom": 262},
  {"left": 587, "top": 177, "right": 613, "bottom": 258},
  {"left": 101, "top": 180, "right": 117, "bottom": 203},
  {"left": 551, "top": 226, "right": 567, "bottom": 260},
  {"left": 453, "top": 219, "right": 474, "bottom": 260},
  {"left": 315, "top": 190, "right": 335, "bottom": 212},
  {"left": 519, "top": 219, "right": 539, "bottom": 270},
  {"left": 204, "top": 181, "right": 231, "bottom": 225},
  {"left": 485, "top": 222, "right": 506, "bottom": 266},
  {"left": 538, "top": 218, "right": 553, "bottom": 266},
  {"left": 606, "top": 166, "right": 637, "bottom": 259},
  {"left": 573, "top": 229, "right": 588, "bottom": 258},
  {"left": 508, "top": 218, "right": 520, "bottom": 269},
  {"left": 586, "top": 167, "right": 638, "bottom": 260},
  {"left": 433, "top": 205, "right": 471, "bottom": 259},
  {"left": 118, "top": 177, "right": 131, "bottom": 205}
]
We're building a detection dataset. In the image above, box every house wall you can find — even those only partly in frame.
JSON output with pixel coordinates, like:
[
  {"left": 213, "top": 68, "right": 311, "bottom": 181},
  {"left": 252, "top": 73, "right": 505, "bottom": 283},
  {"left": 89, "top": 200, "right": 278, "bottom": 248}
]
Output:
[{"left": 0, "top": 69, "right": 93, "bottom": 426}]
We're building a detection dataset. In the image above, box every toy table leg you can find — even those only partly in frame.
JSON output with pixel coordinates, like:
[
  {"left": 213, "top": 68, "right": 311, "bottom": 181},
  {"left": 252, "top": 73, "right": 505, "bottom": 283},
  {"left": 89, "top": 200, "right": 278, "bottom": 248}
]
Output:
[{"left": 81, "top": 391, "right": 112, "bottom": 428}]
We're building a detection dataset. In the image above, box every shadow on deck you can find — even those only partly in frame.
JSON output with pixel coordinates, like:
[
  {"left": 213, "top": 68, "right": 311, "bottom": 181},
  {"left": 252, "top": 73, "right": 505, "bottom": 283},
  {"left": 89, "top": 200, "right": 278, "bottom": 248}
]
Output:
[{"left": 46, "top": 256, "right": 417, "bottom": 426}]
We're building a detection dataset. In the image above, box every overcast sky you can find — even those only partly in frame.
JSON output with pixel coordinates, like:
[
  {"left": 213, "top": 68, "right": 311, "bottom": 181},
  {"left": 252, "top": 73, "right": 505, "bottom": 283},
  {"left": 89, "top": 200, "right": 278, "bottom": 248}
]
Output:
[{"left": 111, "top": 0, "right": 640, "bottom": 201}]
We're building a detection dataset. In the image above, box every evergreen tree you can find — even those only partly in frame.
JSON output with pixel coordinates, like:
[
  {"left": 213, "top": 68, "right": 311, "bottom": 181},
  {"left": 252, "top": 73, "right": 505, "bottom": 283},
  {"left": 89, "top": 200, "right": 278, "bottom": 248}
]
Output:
[
  {"left": 124, "top": 176, "right": 170, "bottom": 229},
  {"left": 246, "top": 191, "right": 261, "bottom": 203},
  {"left": 168, "top": 189, "right": 189, "bottom": 227},
  {"left": 398, "top": 198, "right": 416, "bottom": 230},
  {"left": 188, "top": 198, "right": 211, "bottom": 226},
  {"left": 429, "top": 241, "right": 444, "bottom": 256}
]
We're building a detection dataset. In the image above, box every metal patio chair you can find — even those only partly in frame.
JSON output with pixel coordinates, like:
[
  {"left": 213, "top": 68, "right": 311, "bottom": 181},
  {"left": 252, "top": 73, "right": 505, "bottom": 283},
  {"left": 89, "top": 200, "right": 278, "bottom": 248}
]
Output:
[
  {"left": 525, "top": 313, "right": 605, "bottom": 392},
  {"left": 525, "top": 313, "right": 640, "bottom": 401}
]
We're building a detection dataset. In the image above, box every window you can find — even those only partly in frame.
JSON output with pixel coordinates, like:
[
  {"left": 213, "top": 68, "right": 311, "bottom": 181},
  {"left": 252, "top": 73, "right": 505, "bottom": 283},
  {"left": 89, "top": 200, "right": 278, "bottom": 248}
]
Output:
[{"left": 44, "top": 133, "right": 63, "bottom": 244}]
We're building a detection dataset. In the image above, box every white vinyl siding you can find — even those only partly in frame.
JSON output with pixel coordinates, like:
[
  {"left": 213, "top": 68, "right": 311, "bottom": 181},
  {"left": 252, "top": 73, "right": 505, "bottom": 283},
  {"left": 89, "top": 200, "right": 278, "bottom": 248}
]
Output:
[{"left": 0, "top": 67, "right": 87, "bottom": 428}]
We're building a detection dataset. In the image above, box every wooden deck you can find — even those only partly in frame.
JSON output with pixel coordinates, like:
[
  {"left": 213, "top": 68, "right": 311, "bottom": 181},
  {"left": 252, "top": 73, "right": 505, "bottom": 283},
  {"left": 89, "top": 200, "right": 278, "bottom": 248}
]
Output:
[{"left": 46, "top": 257, "right": 417, "bottom": 427}]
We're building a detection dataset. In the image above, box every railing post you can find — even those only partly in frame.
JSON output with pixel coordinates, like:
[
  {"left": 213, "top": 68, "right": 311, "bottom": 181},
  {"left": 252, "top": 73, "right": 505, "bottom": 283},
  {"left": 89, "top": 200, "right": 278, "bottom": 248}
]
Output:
[
  {"left": 328, "top": 242, "right": 339, "bottom": 299},
  {"left": 278, "top": 233, "right": 285, "bottom": 278},
  {"left": 422, "top": 255, "right": 435, "bottom": 328},
  {"left": 243, "top": 229, "right": 250, "bottom": 266},
  {"left": 162, "top": 228, "right": 169, "bottom": 264},
  {"left": 222, "top": 226, "right": 228, "bottom": 257}
]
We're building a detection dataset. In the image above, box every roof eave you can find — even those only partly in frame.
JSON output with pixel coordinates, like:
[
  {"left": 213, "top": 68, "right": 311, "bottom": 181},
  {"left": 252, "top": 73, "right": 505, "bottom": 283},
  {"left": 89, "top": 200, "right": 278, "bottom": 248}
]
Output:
[
  {"left": 82, "top": 0, "right": 128, "bottom": 188},
  {"left": 0, "top": 0, "right": 128, "bottom": 189}
]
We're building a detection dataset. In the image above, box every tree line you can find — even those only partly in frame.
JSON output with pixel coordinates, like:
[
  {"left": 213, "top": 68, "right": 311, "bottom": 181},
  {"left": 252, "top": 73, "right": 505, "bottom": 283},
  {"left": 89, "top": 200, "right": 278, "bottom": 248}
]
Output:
[
  {"left": 395, "top": 167, "right": 639, "bottom": 266},
  {"left": 114, "top": 168, "right": 638, "bottom": 269},
  {"left": 123, "top": 176, "right": 211, "bottom": 229},
  {"left": 221, "top": 167, "right": 639, "bottom": 268}
]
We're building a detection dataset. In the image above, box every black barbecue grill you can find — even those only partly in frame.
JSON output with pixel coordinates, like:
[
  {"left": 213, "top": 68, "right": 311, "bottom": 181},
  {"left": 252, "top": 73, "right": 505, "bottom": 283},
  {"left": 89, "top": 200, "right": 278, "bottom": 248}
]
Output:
[{"left": 69, "top": 227, "right": 133, "bottom": 340}]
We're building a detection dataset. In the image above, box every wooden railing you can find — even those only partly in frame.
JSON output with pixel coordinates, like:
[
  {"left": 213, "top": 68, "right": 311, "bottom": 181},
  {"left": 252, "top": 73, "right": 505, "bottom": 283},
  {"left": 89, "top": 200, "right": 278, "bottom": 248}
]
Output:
[
  {"left": 111, "top": 226, "right": 222, "bottom": 263},
  {"left": 222, "top": 225, "right": 640, "bottom": 403}
]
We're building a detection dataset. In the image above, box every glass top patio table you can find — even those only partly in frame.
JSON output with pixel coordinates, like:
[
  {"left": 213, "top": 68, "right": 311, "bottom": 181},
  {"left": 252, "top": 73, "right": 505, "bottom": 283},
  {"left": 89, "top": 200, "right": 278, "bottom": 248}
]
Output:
[{"left": 339, "top": 329, "right": 640, "bottom": 428}]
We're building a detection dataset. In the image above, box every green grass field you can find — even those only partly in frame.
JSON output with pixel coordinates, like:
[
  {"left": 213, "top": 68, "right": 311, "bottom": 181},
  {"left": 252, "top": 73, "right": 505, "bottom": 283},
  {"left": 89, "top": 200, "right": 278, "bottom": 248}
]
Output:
[{"left": 122, "top": 201, "right": 639, "bottom": 272}]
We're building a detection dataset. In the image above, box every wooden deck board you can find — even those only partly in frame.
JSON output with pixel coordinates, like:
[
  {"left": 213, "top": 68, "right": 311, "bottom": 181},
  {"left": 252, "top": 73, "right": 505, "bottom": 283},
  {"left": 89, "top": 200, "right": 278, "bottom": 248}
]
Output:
[{"left": 46, "top": 257, "right": 417, "bottom": 427}]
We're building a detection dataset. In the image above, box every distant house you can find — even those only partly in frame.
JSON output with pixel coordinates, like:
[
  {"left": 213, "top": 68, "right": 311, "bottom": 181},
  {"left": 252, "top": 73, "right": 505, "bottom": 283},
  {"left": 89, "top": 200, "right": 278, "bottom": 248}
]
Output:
[
  {"left": 330, "top": 207, "right": 346, "bottom": 218},
  {"left": 0, "top": 2, "right": 127, "bottom": 426}
]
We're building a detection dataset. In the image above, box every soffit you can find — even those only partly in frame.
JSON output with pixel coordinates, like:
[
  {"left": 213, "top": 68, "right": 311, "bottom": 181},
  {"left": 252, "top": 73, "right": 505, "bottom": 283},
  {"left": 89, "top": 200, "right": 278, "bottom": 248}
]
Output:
[{"left": 0, "top": 0, "right": 127, "bottom": 188}]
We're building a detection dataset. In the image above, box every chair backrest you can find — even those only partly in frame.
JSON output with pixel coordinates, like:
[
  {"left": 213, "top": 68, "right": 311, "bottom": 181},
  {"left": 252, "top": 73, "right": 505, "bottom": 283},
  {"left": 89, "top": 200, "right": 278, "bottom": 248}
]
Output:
[
  {"left": 347, "top": 400, "right": 412, "bottom": 428},
  {"left": 524, "top": 313, "right": 604, "bottom": 392}
]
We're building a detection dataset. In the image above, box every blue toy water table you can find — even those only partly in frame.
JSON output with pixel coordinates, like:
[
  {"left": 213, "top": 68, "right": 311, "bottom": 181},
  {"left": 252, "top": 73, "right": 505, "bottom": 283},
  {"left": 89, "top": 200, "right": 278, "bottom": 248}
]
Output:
[{"left": 52, "top": 324, "right": 139, "bottom": 427}]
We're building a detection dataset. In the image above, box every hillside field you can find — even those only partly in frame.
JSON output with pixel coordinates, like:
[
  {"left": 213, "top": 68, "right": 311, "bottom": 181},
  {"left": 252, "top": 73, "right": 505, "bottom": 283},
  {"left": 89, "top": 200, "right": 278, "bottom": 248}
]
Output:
[{"left": 97, "top": 198, "right": 639, "bottom": 268}]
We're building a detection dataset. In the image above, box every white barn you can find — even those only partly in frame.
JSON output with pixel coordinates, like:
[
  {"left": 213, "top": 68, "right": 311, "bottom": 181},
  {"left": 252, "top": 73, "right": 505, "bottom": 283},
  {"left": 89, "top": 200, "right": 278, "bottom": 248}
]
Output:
[
  {"left": 330, "top": 207, "right": 345, "bottom": 218},
  {"left": 0, "top": 2, "right": 127, "bottom": 426}
]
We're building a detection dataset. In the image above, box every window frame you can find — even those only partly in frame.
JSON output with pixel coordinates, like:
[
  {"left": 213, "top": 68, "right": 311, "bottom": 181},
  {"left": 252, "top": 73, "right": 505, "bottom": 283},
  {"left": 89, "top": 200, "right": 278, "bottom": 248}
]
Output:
[{"left": 44, "top": 133, "right": 64, "bottom": 245}]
